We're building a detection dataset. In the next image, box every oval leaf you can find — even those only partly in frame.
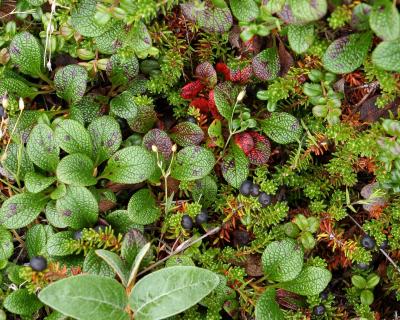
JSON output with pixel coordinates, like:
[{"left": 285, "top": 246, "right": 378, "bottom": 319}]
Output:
[{"left": 54, "top": 65, "right": 88, "bottom": 104}]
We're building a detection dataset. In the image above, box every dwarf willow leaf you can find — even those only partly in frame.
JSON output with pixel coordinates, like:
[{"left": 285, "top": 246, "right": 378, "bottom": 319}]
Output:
[
  {"left": 110, "top": 91, "right": 138, "bottom": 119},
  {"left": 221, "top": 143, "right": 249, "bottom": 189},
  {"left": 0, "top": 69, "right": 38, "bottom": 99},
  {"left": 230, "top": 0, "right": 259, "bottom": 22},
  {"left": 369, "top": 0, "right": 400, "bottom": 41},
  {"left": 54, "top": 65, "right": 88, "bottom": 104},
  {"left": 38, "top": 275, "right": 129, "bottom": 320},
  {"left": 171, "top": 146, "right": 215, "bottom": 181},
  {"left": 288, "top": 24, "right": 315, "bottom": 54},
  {"left": 25, "top": 0, "right": 46, "bottom": 6},
  {"left": 127, "top": 102, "right": 158, "bottom": 133},
  {"left": 214, "top": 82, "right": 242, "bottom": 120},
  {"left": 289, "top": 0, "right": 327, "bottom": 23},
  {"left": 372, "top": 40, "right": 400, "bottom": 72},
  {"left": 88, "top": 116, "right": 122, "bottom": 165},
  {"left": 94, "top": 21, "right": 127, "bottom": 54},
  {"left": 56, "top": 154, "right": 96, "bottom": 186},
  {"left": 26, "top": 224, "right": 53, "bottom": 258},
  {"left": 279, "top": 266, "right": 332, "bottom": 296},
  {"left": 192, "top": 175, "right": 218, "bottom": 207},
  {"left": 262, "top": 239, "right": 304, "bottom": 282},
  {"left": 46, "top": 231, "right": 75, "bottom": 256},
  {"left": 107, "top": 53, "right": 139, "bottom": 87},
  {"left": 56, "top": 186, "right": 98, "bottom": 229},
  {"left": 83, "top": 249, "right": 115, "bottom": 278},
  {"left": 0, "top": 226, "right": 13, "bottom": 260},
  {"left": 0, "top": 193, "right": 47, "bottom": 229},
  {"left": 25, "top": 172, "right": 57, "bottom": 193},
  {"left": 261, "top": 112, "right": 302, "bottom": 144},
  {"left": 142, "top": 129, "right": 173, "bottom": 160},
  {"left": 129, "top": 266, "right": 219, "bottom": 320},
  {"left": 4, "top": 289, "right": 43, "bottom": 316},
  {"left": 252, "top": 47, "right": 280, "bottom": 81},
  {"left": 70, "top": 95, "right": 101, "bottom": 125},
  {"left": 102, "top": 146, "right": 156, "bottom": 184},
  {"left": 55, "top": 119, "right": 93, "bottom": 157},
  {"left": 27, "top": 123, "right": 59, "bottom": 172},
  {"left": 121, "top": 229, "right": 149, "bottom": 267},
  {"left": 128, "top": 22, "right": 152, "bottom": 56},
  {"left": 2, "top": 143, "right": 34, "bottom": 181},
  {"left": 255, "top": 288, "right": 284, "bottom": 320},
  {"left": 127, "top": 189, "right": 161, "bottom": 225},
  {"left": 264, "top": 0, "right": 285, "bottom": 14},
  {"left": 106, "top": 210, "right": 140, "bottom": 234},
  {"left": 71, "top": 0, "right": 113, "bottom": 37},
  {"left": 170, "top": 122, "right": 204, "bottom": 147},
  {"left": 9, "top": 32, "right": 44, "bottom": 77},
  {"left": 45, "top": 201, "right": 68, "bottom": 229},
  {"left": 8, "top": 110, "right": 41, "bottom": 144},
  {"left": 322, "top": 32, "right": 372, "bottom": 74}
]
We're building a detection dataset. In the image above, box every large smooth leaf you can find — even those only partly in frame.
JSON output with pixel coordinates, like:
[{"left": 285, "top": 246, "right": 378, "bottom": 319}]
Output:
[
  {"left": 372, "top": 40, "right": 400, "bottom": 72},
  {"left": 0, "top": 193, "right": 47, "bottom": 229},
  {"left": 96, "top": 249, "right": 129, "bottom": 287},
  {"left": 127, "top": 242, "right": 151, "bottom": 290},
  {"left": 38, "top": 275, "right": 129, "bottom": 320},
  {"left": 27, "top": 124, "right": 59, "bottom": 172},
  {"left": 255, "top": 288, "right": 284, "bottom": 320},
  {"left": 221, "top": 143, "right": 249, "bottom": 188},
  {"left": 261, "top": 239, "right": 304, "bottom": 282},
  {"left": 54, "top": 65, "right": 88, "bottom": 104},
  {"left": 279, "top": 266, "right": 332, "bottom": 296},
  {"left": 102, "top": 146, "right": 156, "bottom": 184},
  {"left": 129, "top": 266, "right": 219, "bottom": 320},
  {"left": 56, "top": 154, "right": 96, "bottom": 186},
  {"left": 171, "top": 146, "right": 215, "bottom": 181}
]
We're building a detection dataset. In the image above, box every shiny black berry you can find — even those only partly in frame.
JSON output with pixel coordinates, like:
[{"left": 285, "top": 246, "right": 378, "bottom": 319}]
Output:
[
  {"left": 258, "top": 192, "right": 271, "bottom": 207},
  {"left": 320, "top": 291, "right": 329, "bottom": 300},
  {"left": 73, "top": 230, "right": 82, "bottom": 240},
  {"left": 250, "top": 184, "right": 260, "bottom": 197},
  {"left": 239, "top": 180, "right": 252, "bottom": 196},
  {"left": 195, "top": 210, "right": 208, "bottom": 225},
  {"left": 94, "top": 225, "right": 107, "bottom": 233},
  {"left": 361, "top": 235, "right": 376, "bottom": 250},
  {"left": 30, "top": 256, "right": 47, "bottom": 272},
  {"left": 313, "top": 305, "right": 325, "bottom": 315},
  {"left": 181, "top": 215, "right": 193, "bottom": 230},
  {"left": 356, "top": 262, "right": 370, "bottom": 270},
  {"left": 185, "top": 116, "right": 197, "bottom": 124}
]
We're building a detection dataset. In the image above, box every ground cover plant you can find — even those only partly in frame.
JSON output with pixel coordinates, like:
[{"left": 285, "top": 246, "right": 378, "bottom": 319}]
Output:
[{"left": 0, "top": 0, "right": 399, "bottom": 318}]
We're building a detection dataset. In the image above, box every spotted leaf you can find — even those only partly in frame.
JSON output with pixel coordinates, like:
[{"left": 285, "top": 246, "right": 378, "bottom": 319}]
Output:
[
  {"left": 214, "top": 82, "right": 243, "bottom": 119},
  {"left": 106, "top": 53, "right": 139, "bottom": 87},
  {"left": 127, "top": 189, "right": 161, "bottom": 225},
  {"left": 142, "top": 129, "right": 173, "bottom": 160},
  {"left": 372, "top": 40, "right": 400, "bottom": 72},
  {"left": 288, "top": 24, "right": 315, "bottom": 54},
  {"left": 369, "top": 0, "right": 400, "bottom": 41},
  {"left": 56, "top": 154, "right": 96, "bottom": 186},
  {"left": 170, "top": 122, "right": 204, "bottom": 147},
  {"left": 54, "top": 64, "right": 88, "bottom": 104},
  {"left": 252, "top": 48, "right": 280, "bottom": 81},
  {"left": 110, "top": 91, "right": 138, "bottom": 119},
  {"left": 230, "top": 0, "right": 259, "bottom": 22},
  {"left": 221, "top": 143, "right": 249, "bottom": 188},
  {"left": 261, "top": 112, "right": 302, "bottom": 144}
]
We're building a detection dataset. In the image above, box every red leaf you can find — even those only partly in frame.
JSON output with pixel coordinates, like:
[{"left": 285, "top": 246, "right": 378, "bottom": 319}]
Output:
[
  {"left": 234, "top": 132, "right": 254, "bottom": 155},
  {"left": 190, "top": 97, "right": 210, "bottom": 113},
  {"left": 181, "top": 80, "right": 205, "bottom": 99},
  {"left": 230, "top": 65, "right": 253, "bottom": 83},
  {"left": 215, "top": 62, "right": 231, "bottom": 81}
]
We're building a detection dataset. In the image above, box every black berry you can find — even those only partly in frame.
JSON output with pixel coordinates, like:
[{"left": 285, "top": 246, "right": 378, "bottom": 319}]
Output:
[
  {"left": 181, "top": 215, "right": 193, "bottom": 230},
  {"left": 380, "top": 239, "right": 388, "bottom": 250},
  {"left": 356, "top": 262, "right": 370, "bottom": 270},
  {"left": 361, "top": 235, "right": 376, "bottom": 250},
  {"left": 73, "top": 230, "right": 82, "bottom": 240},
  {"left": 258, "top": 192, "right": 271, "bottom": 207},
  {"left": 94, "top": 225, "right": 107, "bottom": 233},
  {"left": 195, "top": 209, "right": 208, "bottom": 225},
  {"left": 320, "top": 291, "right": 329, "bottom": 300},
  {"left": 313, "top": 305, "right": 325, "bottom": 315},
  {"left": 30, "top": 256, "right": 47, "bottom": 272},
  {"left": 185, "top": 116, "right": 197, "bottom": 124},
  {"left": 250, "top": 184, "right": 260, "bottom": 197},
  {"left": 239, "top": 180, "right": 252, "bottom": 196}
]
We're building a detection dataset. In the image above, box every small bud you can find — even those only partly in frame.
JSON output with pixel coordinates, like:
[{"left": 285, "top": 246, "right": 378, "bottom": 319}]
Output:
[
  {"left": 151, "top": 145, "right": 158, "bottom": 153},
  {"left": 18, "top": 98, "right": 25, "bottom": 111},
  {"left": 236, "top": 89, "right": 246, "bottom": 102},
  {"left": 2, "top": 95, "right": 8, "bottom": 110},
  {"left": 51, "top": 0, "right": 56, "bottom": 12},
  {"left": 0, "top": 48, "right": 10, "bottom": 65},
  {"left": 46, "top": 60, "right": 52, "bottom": 71},
  {"left": 171, "top": 144, "right": 177, "bottom": 152}
]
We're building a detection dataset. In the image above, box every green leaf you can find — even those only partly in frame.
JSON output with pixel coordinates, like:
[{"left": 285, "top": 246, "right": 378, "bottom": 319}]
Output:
[
  {"left": 127, "top": 189, "right": 161, "bottom": 225},
  {"left": 322, "top": 32, "right": 372, "bottom": 74},
  {"left": 261, "top": 239, "right": 304, "bottom": 282},
  {"left": 27, "top": 123, "right": 59, "bottom": 172},
  {"left": 46, "top": 231, "right": 75, "bottom": 256},
  {"left": 127, "top": 242, "right": 151, "bottom": 289},
  {"left": 94, "top": 21, "right": 127, "bottom": 54},
  {"left": 121, "top": 229, "right": 149, "bottom": 267},
  {"left": 56, "top": 186, "right": 98, "bottom": 229},
  {"left": 107, "top": 53, "right": 139, "bottom": 87},
  {"left": 288, "top": 24, "right": 315, "bottom": 54},
  {"left": 26, "top": 0, "right": 46, "bottom": 6},
  {"left": 127, "top": 101, "right": 158, "bottom": 133},
  {"left": 9, "top": 32, "right": 44, "bottom": 77},
  {"left": 192, "top": 175, "right": 218, "bottom": 207},
  {"left": 2, "top": 143, "right": 34, "bottom": 181},
  {"left": 255, "top": 288, "right": 284, "bottom": 320},
  {"left": 369, "top": 0, "right": 400, "bottom": 41},
  {"left": 83, "top": 249, "right": 115, "bottom": 278},
  {"left": 289, "top": 0, "right": 327, "bottom": 24},
  {"left": 0, "top": 69, "right": 38, "bottom": 99},
  {"left": 45, "top": 201, "right": 68, "bottom": 229},
  {"left": 102, "top": 146, "right": 156, "bottom": 184},
  {"left": 127, "top": 22, "right": 153, "bottom": 57},
  {"left": 208, "top": 119, "right": 224, "bottom": 148},
  {"left": 230, "top": 0, "right": 259, "bottom": 22},
  {"left": 142, "top": 129, "right": 173, "bottom": 160},
  {"left": 170, "top": 122, "right": 204, "bottom": 147},
  {"left": 110, "top": 91, "right": 138, "bottom": 119},
  {"left": 129, "top": 266, "right": 219, "bottom": 320},
  {"left": 54, "top": 65, "right": 88, "bottom": 104},
  {"left": 106, "top": 210, "right": 140, "bottom": 234},
  {"left": 261, "top": 112, "right": 302, "bottom": 144},
  {"left": 264, "top": 0, "right": 285, "bottom": 14},
  {"left": 214, "top": 82, "right": 242, "bottom": 119},
  {"left": 38, "top": 274, "right": 129, "bottom": 320},
  {"left": 54, "top": 119, "right": 93, "bottom": 157},
  {"left": 0, "top": 193, "right": 47, "bottom": 229},
  {"left": 221, "top": 143, "right": 249, "bottom": 188},
  {"left": 70, "top": 95, "right": 101, "bottom": 125},
  {"left": 88, "top": 116, "right": 122, "bottom": 165},
  {"left": 252, "top": 48, "right": 280, "bottom": 81},
  {"left": 279, "top": 266, "right": 332, "bottom": 296},
  {"left": 71, "top": 0, "right": 113, "bottom": 37},
  {"left": 360, "top": 289, "right": 374, "bottom": 305},
  {"left": 4, "top": 288, "right": 43, "bottom": 316},
  {"left": 372, "top": 40, "right": 400, "bottom": 72},
  {"left": 0, "top": 226, "right": 13, "bottom": 260},
  {"left": 25, "top": 172, "right": 57, "bottom": 193},
  {"left": 26, "top": 224, "right": 53, "bottom": 258},
  {"left": 56, "top": 154, "right": 96, "bottom": 186},
  {"left": 8, "top": 110, "right": 41, "bottom": 144},
  {"left": 171, "top": 146, "right": 215, "bottom": 181},
  {"left": 96, "top": 249, "right": 129, "bottom": 286}
]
